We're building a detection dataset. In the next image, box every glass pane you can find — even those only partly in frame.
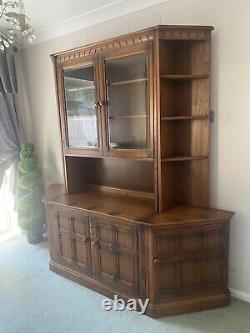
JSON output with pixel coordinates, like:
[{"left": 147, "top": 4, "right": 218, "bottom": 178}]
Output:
[
  {"left": 106, "top": 53, "right": 148, "bottom": 149},
  {"left": 64, "top": 65, "right": 98, "bottom": 148}
]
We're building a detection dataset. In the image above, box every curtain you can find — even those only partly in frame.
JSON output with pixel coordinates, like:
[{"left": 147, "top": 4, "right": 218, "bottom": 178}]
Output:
[{"left": 0, "top": 46, "right": 20, "bottom": 189}]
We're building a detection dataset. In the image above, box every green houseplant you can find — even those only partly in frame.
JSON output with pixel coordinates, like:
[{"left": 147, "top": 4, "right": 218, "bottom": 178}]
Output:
[{"left": 18, "top": 143, "right": 45, "bottom": 244}]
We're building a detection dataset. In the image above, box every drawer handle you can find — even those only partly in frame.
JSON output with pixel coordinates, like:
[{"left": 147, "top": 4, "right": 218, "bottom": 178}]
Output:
[{"left": 153, "top": 258, "right": 160, "bottom": 264}]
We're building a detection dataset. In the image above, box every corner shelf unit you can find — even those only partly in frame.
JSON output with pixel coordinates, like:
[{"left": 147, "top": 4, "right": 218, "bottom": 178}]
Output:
[{"left": 158, "top": 35, "right": 211, "bottom": 210}]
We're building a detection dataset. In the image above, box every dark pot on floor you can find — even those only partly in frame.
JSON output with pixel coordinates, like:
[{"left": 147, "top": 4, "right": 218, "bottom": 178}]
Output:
[{"left": 27, "top": 226, "right": 43, "bottom": 244}]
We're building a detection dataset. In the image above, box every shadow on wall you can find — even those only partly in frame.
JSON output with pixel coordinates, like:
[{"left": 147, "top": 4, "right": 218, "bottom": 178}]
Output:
[{"left": 43, "top": 147, "right": 64, "bottom": 187}]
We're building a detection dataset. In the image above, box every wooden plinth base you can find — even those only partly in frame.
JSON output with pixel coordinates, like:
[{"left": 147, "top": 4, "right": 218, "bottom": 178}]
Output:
[{"left": 50, "top": 261, "right": 230, "bottom": 317}]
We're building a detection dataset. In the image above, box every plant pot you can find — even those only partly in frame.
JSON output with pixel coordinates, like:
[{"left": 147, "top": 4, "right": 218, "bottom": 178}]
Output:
[{"left": 27, "top": 226, "right": 43, "bottom": 244}]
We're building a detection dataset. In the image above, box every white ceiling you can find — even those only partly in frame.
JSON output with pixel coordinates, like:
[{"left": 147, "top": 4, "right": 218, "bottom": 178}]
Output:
[{"left": 22, "top": 0, "right": 169, "bottom": 43}]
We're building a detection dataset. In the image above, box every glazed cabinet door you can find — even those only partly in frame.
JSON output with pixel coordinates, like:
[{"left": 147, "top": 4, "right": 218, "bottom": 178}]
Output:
[
  {"left": 90, "top": 216, "right": 140, "bottom": 297},
  {"left": 56, "top": 55, "right": 103, "bottom": 156},
  {"left": 99, "top": 43, "right": 154, "bottom": 158},
  {"left": 149, "top": 224, "right": 229, "bottom": 302},
  {"left": 50, "top": 208, "right": 92, "bottom": 275}
]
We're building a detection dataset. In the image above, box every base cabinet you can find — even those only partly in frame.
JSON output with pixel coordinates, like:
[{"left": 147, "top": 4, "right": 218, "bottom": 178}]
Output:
[
  {"left": 146, "top": 224, "right": 230, "bottom": 316},
  {"left": 48, "top": 206, "right": 141, "bottom": 299},
  {"left": 150, "top": 224, "right": 229, "bottom": 301},
  {"left": 46, "top": 202, "right": 232, "bottom": 317}
]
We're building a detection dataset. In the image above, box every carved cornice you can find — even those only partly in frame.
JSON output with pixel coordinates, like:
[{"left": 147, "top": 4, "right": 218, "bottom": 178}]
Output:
[
  {"left": 56, "top": 31, "right": 154, "bottom": 63},
  {"left": 159, "top": 29, "right": 211, "bottom": 40},
  {"left": 53, "top": 25, "right": 213, "bottom": 63}
]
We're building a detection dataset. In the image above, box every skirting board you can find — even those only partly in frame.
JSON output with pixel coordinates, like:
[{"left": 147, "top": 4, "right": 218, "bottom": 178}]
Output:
[{"left": 230, "top": 288, "right": 250, "bottom": 303}]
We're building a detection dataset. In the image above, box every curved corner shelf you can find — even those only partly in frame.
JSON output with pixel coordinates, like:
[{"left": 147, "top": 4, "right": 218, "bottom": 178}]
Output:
[
  {"left": 161, "top": 74, "right": 209, "bottom": 80},
  {"left": 162, "top": 156, "right": 208, "bottom": 163}
]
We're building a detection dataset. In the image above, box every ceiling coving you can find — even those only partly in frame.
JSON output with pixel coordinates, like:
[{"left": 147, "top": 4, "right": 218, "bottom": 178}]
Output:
[
  {"left": 22, "top": 0, "right": 168, "bottom": 43},
  {"left": 0, "top": 0, "right": 35, "bottom": 50}
]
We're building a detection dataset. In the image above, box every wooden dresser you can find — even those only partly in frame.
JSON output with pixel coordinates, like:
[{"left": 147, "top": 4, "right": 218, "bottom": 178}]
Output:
[{"left": 44, "top": 25, "right": 234, "bottom": 317}]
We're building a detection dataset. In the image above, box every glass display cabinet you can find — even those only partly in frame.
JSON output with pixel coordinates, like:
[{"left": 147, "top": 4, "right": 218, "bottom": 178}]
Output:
[{"left": 57, "top": 44, "right": 153, "bottom": 158}]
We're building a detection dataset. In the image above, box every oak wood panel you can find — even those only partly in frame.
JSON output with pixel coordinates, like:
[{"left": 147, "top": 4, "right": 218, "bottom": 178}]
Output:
[
  {"left": 45, "top": 185, "right": 233, "bottom": 227},
  {"left": 87, "top": 184, "right": 154, "bottom": 200},
  {"left": 159, "top": 40, "right": 210, "bottom": 75},
  {"left": 160, "top": 120, "right": 209, "bottom": 158},
  {"left": 145, "top": 289, "right": 230, "bottom": 317},
  {"left": 160, "top": 80, "right": 209, "bottom": 118},
  {"left": 162, "top": 156, "right": 208, "bottom": 162},
  {"left": 161, "top": 115, "right": 209, "bottom": 121},
  {"left": 149, "top": 223, "right": 229, "bottom": 303},
  {"left": 155, "top": 28, "right": 162, "bottom": 213},
  {"left": 159, "top": 26, "right": 213, "bottom": 41},
  {"left": 45, "top": 187, "right": 155, "bottom": 223},
  {"left": 51, "top": 208, "right": 92, "bottom": 275},
  {"left": 65, "top": 156, "right": 154, "bottom": 195},
  {"left": 160, "top": 159, "right": 209, "bottom": 209},
  {"left": 91, "top": 216, "right": 140, "bottom": 297}
]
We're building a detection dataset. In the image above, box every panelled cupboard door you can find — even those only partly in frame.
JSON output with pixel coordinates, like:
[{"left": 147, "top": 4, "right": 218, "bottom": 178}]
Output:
[
  {"left": 99, "top": 42, "right": 154, "bottom": 158},
  {"left": 57, "top": 55, "right": 103, "bottom": 156},
  {"left": 90, "top": 216, "right": 140, "bottom": 297},
  {"left": 51, "top": 209, "right": 92, "bottom": 275},
  {"left": 150, "top": 224, "right": 228, "bottom": 302}
]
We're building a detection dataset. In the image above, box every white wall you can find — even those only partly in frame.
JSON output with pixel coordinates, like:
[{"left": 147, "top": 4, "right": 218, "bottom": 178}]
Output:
[{"left": 17, "top": 0, "right": 250, "bottom": 299}]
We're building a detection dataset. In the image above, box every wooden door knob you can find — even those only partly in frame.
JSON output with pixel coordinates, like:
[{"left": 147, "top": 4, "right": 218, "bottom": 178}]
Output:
[
  {"left": 153, "top": 258, "right": 160, "bottom": 264},
  {"left": 82, "top": 236, "right": 90, "bottom": 242}
]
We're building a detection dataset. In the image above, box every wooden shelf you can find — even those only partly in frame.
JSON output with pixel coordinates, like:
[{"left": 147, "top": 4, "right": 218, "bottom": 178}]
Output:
[
  {"left": 110, "top": 78, "right": 147, "bottom": 86},
  {"left": 67, "top": 85, "right": 95, "bottom": 92},
  {"left": 64, "top": 152, "right": 154, "bottom": 162},
  {"left": 161, "top": 74, "right": 209, "bottom": 80},
  {"left": 162, "top": 156, "right": 208, "bottom": 162},
  {"left": 66, "top": 100, "right": 95, "bottom": 109},
  {"left": 161, "top": 115, "right": 209, "bottom": 121},
  {"left": 45, "top": 185, "right": 233, "bottom": 226},
  {"left": 109, "top": 115, "right": 147, "bottom": 120},
  {"left": 45, "top": 185, "right": 155, "bottom": 221},
  {"left": 87, "top": 184, "right": 154, "bottom": 200}
]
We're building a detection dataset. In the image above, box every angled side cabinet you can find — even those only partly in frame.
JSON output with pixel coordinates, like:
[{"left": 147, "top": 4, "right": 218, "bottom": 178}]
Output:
[{"left": 45, "top": 26, "right": 234, "bottom": 317}]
